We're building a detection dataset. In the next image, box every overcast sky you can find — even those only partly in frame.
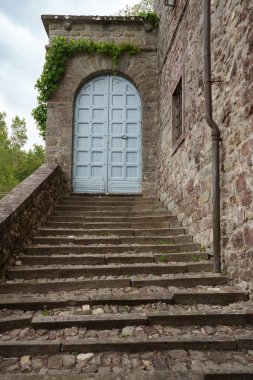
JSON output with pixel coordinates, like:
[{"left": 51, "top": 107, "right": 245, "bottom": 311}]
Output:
[{"left": 0, "top": 0, "right": 139, "bottom": 149}]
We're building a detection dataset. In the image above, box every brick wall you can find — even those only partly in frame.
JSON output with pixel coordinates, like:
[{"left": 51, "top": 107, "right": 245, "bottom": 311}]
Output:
[{"left": 155, "top": 0, "right": 253, "bottom": 293}]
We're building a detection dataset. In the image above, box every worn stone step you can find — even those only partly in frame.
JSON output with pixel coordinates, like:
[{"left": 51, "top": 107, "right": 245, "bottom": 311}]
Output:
[
  {"left": 0, "top": 290, "right": 247, "bottom": 310},
  {"left": 58, "top": 198, "right": 162, "bottom": 207},
  {"left": 0, "top": 341, "right": 61, "bottom": 356},
  {"left": 0, "top": 373, "right": 202, "bottom": 380},
  {"left": 29, "top": 311, "right": 253, "bottom": 331},
  {"left": 54, "top": 205, "right": 163, "bottom": 211},
  {"left": 2, "top": 372, "right": 253, "bottom": 380},
  {"left": 147, "top": 311, "right": 253, "bottom": 326},
  {"left": 47, "top": 215, "right": 179, "bottom": 225},
  {"left": 44, "top": 221, "right": 173, "bottom": 229},
  {"left": 60, "top": 335, "right": 253, "bottom": 353},
  {"left": 7, "top": 262, "right": 212, "bottom": 280},
  {"left": 20, "top": 252, "right": 209, "bottom": 266},
  {"left": 32, "top": 235, "right": 192, "bottom": 246},
  {"left": 38, "top": 228, "right": 134, "bottom": 236},
  {"left": 38, "top": 227, "right": 186, "bottom": 237},
  {"left": 25, "top": 243, "right": 200, "bottom": 255},
  {"left": 0, "top": 315, "right": 32, "bottom": 332},
  {"left": 31, "top": 314, "right": 149, "bottom": 330},
  {"left": 50, "top": 211, "right": 171, "bottom": 218},
  {"left": 91, "top": 290, "right": 247, "bottom": 306},
  {"left": 134, "top": 228, "right": 186, "bottom": 236},
  {"left": 62, "top": 195, "right": 155, "bottom": 201},
  {"left": 0, "top": 274, "right": 227, "bottom": 294},
  {"left": 1, "top": 335, "right": 252, "bottom": 356}
]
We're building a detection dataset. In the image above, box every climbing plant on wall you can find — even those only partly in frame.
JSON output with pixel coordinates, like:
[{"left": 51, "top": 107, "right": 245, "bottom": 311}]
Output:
[
  {"left": 117, "top": 0, "right": 159, "bottom": 28},
  {"left": 32, "top": 37, "right": 140, "bottom": 139}
]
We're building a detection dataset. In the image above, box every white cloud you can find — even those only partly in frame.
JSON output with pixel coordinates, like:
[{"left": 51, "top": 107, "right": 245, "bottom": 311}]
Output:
[{"left": 0, "top": 0, "right": 140, "bottom": 149}]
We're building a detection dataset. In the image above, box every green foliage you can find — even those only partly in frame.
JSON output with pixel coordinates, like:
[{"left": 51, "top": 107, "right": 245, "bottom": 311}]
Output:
[
  {"left": 11, "top": 116, "right": 27, "bottom": 148},
  {"left": 117, "top": 0, "right": 154, "bottom": 15},
  {"left": 117, "top": 0, "right": 159, "bottom": 29},
  {"left": 42, "top": 306, "right": 49, "bottom": 317},
  {"left": 198, "top": 245, "right": 206, "bottom": 253},
  {"left": 159, "top": 255, "right": 167, "bottom": 262},
  {"left": 0, "top": 111, "right": 45, "bottom": 195},
  {"left": 139, "top": 12, "right": 159, "bottom": 28},
  {"left": 156, "top": 239, "right": 167, "bottom": 245},
  {"left": 191, "top": 256, "right": 201, "bottom": 262},
  {"left": 32, "top": 36, "right": 140, "bottom": 138}
]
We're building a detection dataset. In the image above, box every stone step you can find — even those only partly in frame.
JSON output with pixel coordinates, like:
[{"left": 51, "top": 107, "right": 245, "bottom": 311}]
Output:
[
  {"left": 4, "top": 307, "right": 247, "bottom": 334},
  {"left": 44, "top": 221, "right": 173, "bottom": 229},
  {"left": 28, "top": 311, "right": 253, "bottom": 330},
  {"left": 50, "top": 210, "right": 171, "bottom": 217},
  {"left": 47, "top": 215, "right": 180, "bottom": 225},
  {"left": 32, "top": 235, "right": 193, "bottom": 246},
  {"left": 25, "top": 243, "right": 200, "bottom": 255},
  {"left": 61, "top": 196, "right": 157, "bottom": 201},
  {"left": 0, "top": 315, "right": 32, "bottom": 332},
  {"left": 0, "top": 289, "right": 247, "bottom": 310},
  {"left": 54, "top": 205, "right": 163, "bottom": 211},
  {"left": 38, "top": 227, "right": 186, "bottom": 237},
  {"left": 1, "top": 335, "right": 253, "bottom": 356},
  {"left": 20, "top": 252, "right": 209, "bottom": 266},
  {"left": 7, "top": 262, "right": 213, "bottom": 280},
  {"left": 1, "top": 372, "right": 253, "bottom": 380},
  {"left": 0, "top": 274, "right": 227, "bottom": 293},
  {"left": 60, "top": 199, "right": 160, "bottom": 206}
]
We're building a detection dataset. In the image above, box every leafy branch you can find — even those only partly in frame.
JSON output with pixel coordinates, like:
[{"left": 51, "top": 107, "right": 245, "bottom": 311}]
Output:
[{"left": 32, "top": 36, "right": 140, "bottom": 138}]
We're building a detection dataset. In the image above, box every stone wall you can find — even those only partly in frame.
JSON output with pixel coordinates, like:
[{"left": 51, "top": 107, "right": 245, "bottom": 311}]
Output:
[
  {"left": 42, "top": 16, "right": 159, "bottom": 194},
  {"left": 155, "top": 0, "right": 253, "bottom": 293},
  {"left": 0, "top": 164, "right": 64, "bottom": 278}
]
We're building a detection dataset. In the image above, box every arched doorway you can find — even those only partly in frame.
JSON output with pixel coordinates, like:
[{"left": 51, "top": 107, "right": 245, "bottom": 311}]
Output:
[{"left": 72, "top": 75, "right": 142, "bottom": 193}]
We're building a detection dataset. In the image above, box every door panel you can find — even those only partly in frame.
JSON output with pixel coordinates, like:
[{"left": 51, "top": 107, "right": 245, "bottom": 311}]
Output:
[{"left": 73, "top": 75, "right": 141, "bottom": 193}]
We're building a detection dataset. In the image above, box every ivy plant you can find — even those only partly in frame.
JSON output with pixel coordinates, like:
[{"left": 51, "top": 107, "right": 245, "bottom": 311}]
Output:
[
  {"left": 138, "top": 12, "right": 159, "bottom": 30},
  {"left": 32, "top": 36, "right": 140, "bottom": 138}
]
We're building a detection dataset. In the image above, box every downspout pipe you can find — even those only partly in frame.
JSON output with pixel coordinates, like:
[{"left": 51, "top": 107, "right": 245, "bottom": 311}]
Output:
[{"left": 203, "top": 0, "right": 221, "bottom": 273}]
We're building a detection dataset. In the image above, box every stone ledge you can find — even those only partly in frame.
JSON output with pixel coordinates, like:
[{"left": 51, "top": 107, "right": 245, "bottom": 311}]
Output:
[
  {"left": 42, "top": 15, "right": 155, "bottom": 35},
  {"left": 0, "top": 164, "right": 65, "bottom": 274},
  {"left": 0, "top": 164, "right": 59, "bottom": 226}
]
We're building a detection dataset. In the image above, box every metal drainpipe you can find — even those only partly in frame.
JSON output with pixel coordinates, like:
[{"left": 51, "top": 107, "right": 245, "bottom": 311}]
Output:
[{"left": 203, "top": 0, "right": 221, "bottom": 273}]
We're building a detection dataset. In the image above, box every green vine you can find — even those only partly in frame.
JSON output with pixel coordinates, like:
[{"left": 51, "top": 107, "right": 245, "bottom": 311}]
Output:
[
  {"left": 138, "top": 12, "right": 159, "bottom": 30},
  {"left": 32, "top": 36, "right": 140, "bottom": 138}
]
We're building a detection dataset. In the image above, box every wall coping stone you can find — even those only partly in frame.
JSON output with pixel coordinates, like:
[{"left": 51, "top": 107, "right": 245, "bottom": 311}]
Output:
[
  {"left": 0, "top": 163, "right": 59, "bottom": 230},
  {"left": 42, "top": 15, "right": 153, "bottom": 35},
  {"left": 0, "top": 163, "right": 64, "bottom": 275}
]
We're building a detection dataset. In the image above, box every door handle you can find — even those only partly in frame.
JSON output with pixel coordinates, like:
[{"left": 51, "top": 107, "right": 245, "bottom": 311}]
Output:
[{"left": 121, "top": 135, "right": 128, "bottom": 139}]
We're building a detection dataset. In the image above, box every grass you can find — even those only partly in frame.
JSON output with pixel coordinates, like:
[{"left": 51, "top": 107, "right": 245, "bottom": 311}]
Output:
[
  {"left": 42, "top": 306, "right": 49, "bottom": 317},
  {"left": 191, "top": 256, "right": 201, "bottom": 262},
  {"left": 179, "top": 247, "right": 188, "bottom": 253},
  {"left": 198, "top": 244, "right": 206, "bottom": 253},
  {"left": 159, "top": 255, "right": 167, "bottom": 263},
  {"left": 156, "top": 240, "right": 167, "bottom": 245}
]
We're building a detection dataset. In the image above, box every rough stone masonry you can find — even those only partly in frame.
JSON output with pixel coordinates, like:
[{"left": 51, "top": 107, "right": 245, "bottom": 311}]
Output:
[
  {"left": 42, "top": 2, "right": 252, "bottom": 295},
  {"left": 43, "top": 15, "right": 159, "bottom": 195},
  {"left": 154, "top": 0, "right": 253, "bottom": 295}
]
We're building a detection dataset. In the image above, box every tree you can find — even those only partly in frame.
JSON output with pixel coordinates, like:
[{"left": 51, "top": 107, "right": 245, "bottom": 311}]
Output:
[
  {"left": 0, "top": 111, "right": 44, "bottom": 196},
  {"left": 10, "top": 116, "right": 27, "bottom": 148},
  {"left": 0, "top": 112, "right": 9, "bottom": 145},
  {"left": 117, "top": 0, "right": 154, "bottom": 16}
]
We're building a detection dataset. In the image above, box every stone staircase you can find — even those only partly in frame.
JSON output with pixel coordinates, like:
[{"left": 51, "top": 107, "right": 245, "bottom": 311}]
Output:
[{"left": 0, "top": 194, "right": 253, "bottom": 378}]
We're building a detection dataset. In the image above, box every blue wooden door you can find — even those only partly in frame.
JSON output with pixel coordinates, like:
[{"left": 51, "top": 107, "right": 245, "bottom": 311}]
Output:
[{"left": 73, "top": 75, "right": 142, "bottom": 193}]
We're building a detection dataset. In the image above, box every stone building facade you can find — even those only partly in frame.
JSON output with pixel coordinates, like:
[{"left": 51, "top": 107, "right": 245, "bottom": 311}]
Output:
[
  {"left": 154, "top": 0, "right": 253, "bottom": 293},
  {"left": 43, "top": 15, "right": 158, "bottom": 194},
  {"left": 43, "top": 1, "right": 252, "bottom": 291}
]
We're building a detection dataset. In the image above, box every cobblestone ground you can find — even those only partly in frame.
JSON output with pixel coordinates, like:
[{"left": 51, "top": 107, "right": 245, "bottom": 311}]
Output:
[{"left": 0, "top": 350, "right": 253, "bottom": 375}]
